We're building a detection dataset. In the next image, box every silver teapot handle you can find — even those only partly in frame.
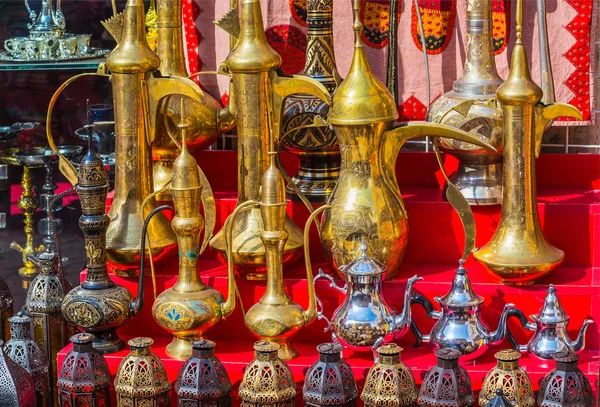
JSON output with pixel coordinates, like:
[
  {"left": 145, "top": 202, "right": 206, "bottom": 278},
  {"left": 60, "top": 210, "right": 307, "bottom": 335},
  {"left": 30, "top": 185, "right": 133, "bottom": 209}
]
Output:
[
  {"left": 314, "top": 268, "right": 347, "bottom": 294},
  {"left": 315, "top": 295, "right": 332, "bottom": 332},
  {"left": 505, "top": 307, "right": 533, "bottom": 352},
  {"left": 24, "top": 0, "right": 37, "bottom": 27}
]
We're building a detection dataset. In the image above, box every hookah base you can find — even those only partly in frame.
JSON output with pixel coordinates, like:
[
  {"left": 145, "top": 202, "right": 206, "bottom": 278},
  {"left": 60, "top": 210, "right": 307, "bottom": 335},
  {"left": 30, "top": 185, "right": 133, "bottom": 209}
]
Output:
[
  {"left": 445, "top": 162, "right": 503, "bottom": 206},
  {"left": 91, "top": 328, "right": 125, "bottom": 354},
  {"left": 277, "top": 342, "right": 299, "bottom": 361},
  {"left": 18, "top": 264, "right": 38, "bottom": 277},
  {"left": 165, "top": 336, "right": 194, "bottom": 360}
]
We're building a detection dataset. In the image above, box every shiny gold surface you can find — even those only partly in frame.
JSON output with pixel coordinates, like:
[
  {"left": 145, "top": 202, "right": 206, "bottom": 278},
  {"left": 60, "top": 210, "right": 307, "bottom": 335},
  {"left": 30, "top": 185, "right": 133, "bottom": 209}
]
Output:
[
  {"left": 473, "top": 0, "right": 582, "bottom": 285},
  {"left": 320, "top": 0, "right": 495, "bottom": 279},
  {"left": 427, "top": 0, "right": 504, "bottom": 206},
  {"left": 210, "top": 0, "right": 330, "bottom": 279},
  {"left": 243, "top": 154, "right": 318, "bottom": 360},
  {"left": 103, "top": 0, "right": 176, "bottom": 274}
]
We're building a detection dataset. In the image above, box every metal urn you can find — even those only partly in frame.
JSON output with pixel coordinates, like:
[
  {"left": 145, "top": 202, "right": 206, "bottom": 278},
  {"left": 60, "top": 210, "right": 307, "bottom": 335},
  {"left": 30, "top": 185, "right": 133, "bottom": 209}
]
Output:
[
  {"left": 26, "top": 250, "right": 68, "bottom": 404},
  {"left": 151, "top": 105, "right": 235, "bottom": 360},
  {"left": 426, "top": 0, "right": 504, "bottom": 205},
  {"left": 314, "top": 240, "right": 422, "bottom": 353},
  {"left": 318, "top": 0, "right": 494, "bottom": 280},
  {"left": 472, "top": 0, "right": 582, "bottom": 285},
  {"left": 417, "top": 348, "right": 474, "bottom": 407},
  {"left": 115, "top": 337, "right": 171, "bottom": 407},
  {"left": 303, "top": 343, "right": 358, "bottom": 407},
  {"left": 239, "top": 341, "right": 296, "bottom": 407},
  {"left": 537, "top": 351, "right": 595, "bottom": 407},
  {"left": 0, "top": 275, "right": 13, "bottom": 342},
  {"left": 175, "top": 340, "right": 232, "bottom": 407},
  {"left": 243, "top": 153, "right": 318, "bottom": 361},
  {"left": 4, "top": 311, "right": 50, "bottom": 407},
  {"left": 57, "top": 333, "right": 111, "bottom": 407},
  {"left": 507, "top": 284, "right": 593, "bottom": 360},
  {"left": 479, "top": 350, "right": 534, "bottom": 407},
  {"left": 281, "top": 0, "right": 342, "bottom": 202},
  {"left": 210, "top": 0, "right": 330, "bottom": 280},
  {"left": 361, "top": 344, "right": 417, "bottom": 407},
  {"left": 61, "top": 124, "right": 145, "bottom": 354},
  {"left": 411, "top": 261, "right": 515, "bottom": 360},
  {"left": 0, "top": 340, "right": 36, "bottom": 407}
]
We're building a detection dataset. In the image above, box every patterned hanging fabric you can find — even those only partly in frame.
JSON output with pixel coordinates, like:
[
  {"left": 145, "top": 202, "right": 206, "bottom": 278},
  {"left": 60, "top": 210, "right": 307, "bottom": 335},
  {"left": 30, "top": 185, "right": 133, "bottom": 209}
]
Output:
[
  {"left": 411, "top": 0, "right": 456, "bottom": 54},
  {"left": 182, "top": 0, "right": 202, "bottom": 78},
  {"left": 492, "top": 0, "right": 510, "bottom": 55},
  {"left": 289, "top": 0, "right": 308, "bottom": 26},
  {"left": 360, "top": 0, "right": 400, "bottom": 49},
  {"left": 265, "top": 24, "right": 307, "bottom": 75}
]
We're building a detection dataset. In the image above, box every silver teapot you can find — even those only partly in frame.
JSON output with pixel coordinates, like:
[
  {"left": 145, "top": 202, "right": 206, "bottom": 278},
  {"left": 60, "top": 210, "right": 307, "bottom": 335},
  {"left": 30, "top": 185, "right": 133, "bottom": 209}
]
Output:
[
  {"left": 506, "top": 284, "right": 593, "bottom": 361},
  {"left": 411, "top": 261, "right": 516, "bottom": 360},
  {"left": 25, "top": 0, "right": 65, "bottom": 37},
  {"left": 314, "top": 240, "right": 422, "bottom": 354}
]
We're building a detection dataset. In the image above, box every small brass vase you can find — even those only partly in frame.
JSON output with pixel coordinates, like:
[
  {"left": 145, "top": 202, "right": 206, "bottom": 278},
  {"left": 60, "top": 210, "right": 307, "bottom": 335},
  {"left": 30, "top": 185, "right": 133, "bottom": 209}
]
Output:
[
  {"left": 115, "top": 337, "right": 171, "bottom": 407},
  {"left": 58, "top": 333, "right": 111, "bottom": 407},
  {"left": 0, "top": 274, "right": 14, "bottom": 342},
  {"left": 537, "top": 351, "right": 595, "bottom": 407},
  {"left": 175, "top": 339, "right": 232, "bottom": 407},
  {"left": 281, "top": 0, "right": 341, "bottom": 202},
  {"left": 479, "top": 350, "right": 534, "bottom": 407},
  {"left": 361, "top": 344, "right": 416, "bottom": 407},
  {"left": 239, "top": 341, "right": 296, "bottom": 407},
  {"left": 4, "top": 311, "right": 50, "bottom": 407},
  {"left": 0, "top": 339, "right": 36, "bottom": 406},
  {"left": 303, "top": 343, "right": 358, "bottom": 407},
  {"left": 417, "top": 348, "right": 474, "bottom": 407}
]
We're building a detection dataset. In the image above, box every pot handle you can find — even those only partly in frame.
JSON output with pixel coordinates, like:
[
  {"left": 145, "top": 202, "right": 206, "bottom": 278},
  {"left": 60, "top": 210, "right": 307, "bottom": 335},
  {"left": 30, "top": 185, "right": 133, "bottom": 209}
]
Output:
[
  {"left": 315, "top": 294, "right": 332, "bottom": 332},
  {"left": 505, "top": 307, "right": 530, "bottom": 351},
  {"left": 410, "top": 291, "right": 437, "bottom": 347}
]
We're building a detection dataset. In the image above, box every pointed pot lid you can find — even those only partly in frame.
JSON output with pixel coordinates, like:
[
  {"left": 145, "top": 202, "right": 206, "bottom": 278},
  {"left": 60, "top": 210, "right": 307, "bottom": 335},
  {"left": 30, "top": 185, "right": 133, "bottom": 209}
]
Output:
[
  {"left": 437, "top": 261, "right": 483, "bottom": 307},
  {"left": 531, "top": 284, "right": 569, "bottom": 324},
  {"left": 339, "top": 239, "right": 387, "bottom": 277}
]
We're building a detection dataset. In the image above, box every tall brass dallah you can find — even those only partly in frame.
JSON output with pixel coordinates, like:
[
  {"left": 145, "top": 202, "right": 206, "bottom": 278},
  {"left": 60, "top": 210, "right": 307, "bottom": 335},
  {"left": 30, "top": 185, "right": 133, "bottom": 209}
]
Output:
[
  {"left": 320, "top": 0, "right": 495, "bottom": 279},
  {"left": 243, "top": 153, "right": 319, "bottom": 361},
  {"left": 426, "top": 0, "right": 504, "bottom": 205},
  {"left": 211, "top": 0, "right": 330, "bottom": 280},
  {"left": 151, "top": 0, "right": 235, "bottom": 198},
  {"left": 473, "top": 0, "right": 582, "bottom": 285},
  {"left": 101, "top": 0, "right": 177, "bottom": 275},
  {"left": 151, "top": 103, "right": 236, "bottom": 360}
]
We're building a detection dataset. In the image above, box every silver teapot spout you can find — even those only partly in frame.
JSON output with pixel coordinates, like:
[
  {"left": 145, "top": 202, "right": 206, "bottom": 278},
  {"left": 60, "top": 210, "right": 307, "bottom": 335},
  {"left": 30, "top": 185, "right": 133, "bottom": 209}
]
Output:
[
  {"left": 488, "top": 303, "right": 516, "bottom": 345},
  {"left": 392, "top": 275, "right": 423, "bottom": 338},
  {"left": 568, "top": 318, "right": 594, "bottom": 352}
]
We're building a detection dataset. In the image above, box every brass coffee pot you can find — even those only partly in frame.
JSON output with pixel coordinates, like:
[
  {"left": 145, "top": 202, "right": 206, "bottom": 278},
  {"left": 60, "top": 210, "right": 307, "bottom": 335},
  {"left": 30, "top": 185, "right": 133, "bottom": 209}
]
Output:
[
  {"left": 150, "top": 0, "right": 235, "bottom": 199},
  {"left": 319, "top": 0, "right": 495, "bottom": 279},
  {"left": 243, "top": 153, "right": 319, "bottom": 360},
  {"left": 210, "top": 0, "right": 331, "bottom": 280},
  {"left": 473, "top": 0, "right": 582, "bottom": 285},
  {"left": 151, "top": 103, "right": 237, "bottom": 360}
]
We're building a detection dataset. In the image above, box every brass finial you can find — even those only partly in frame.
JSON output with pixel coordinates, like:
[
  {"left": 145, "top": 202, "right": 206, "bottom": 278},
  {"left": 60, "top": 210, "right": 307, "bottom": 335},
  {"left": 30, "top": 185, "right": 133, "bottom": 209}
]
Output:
[
  {"left": 352, "top": 0, "right": 363, "bottom": 48},
  {"left": 171, "top": 98, "right": 200, "bottom": 190},
  {"left": 515, "top": 0, "right": 523, "bottom": 45}
]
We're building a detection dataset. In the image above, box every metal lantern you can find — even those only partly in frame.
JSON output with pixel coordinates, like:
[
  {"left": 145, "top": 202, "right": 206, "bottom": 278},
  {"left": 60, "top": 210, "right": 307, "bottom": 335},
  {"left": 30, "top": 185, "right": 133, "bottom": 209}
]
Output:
[
  {"left": 0, "top": 275, "right": 14, "bottom": 342},
  {"left": 239, "top": 341, "right": 296, "bottom": 407},
  {"left": 537, "top": 351, "right": 595, "bottom": 407},
  {"left": 4, "top": 311, "right": 50, "bottom": 406},
  {"left": 417, "top": 348, "right": 474, "bottom": 407},
  {"left": 303, "top": 343, "right": 357, "bottom": 407},
  {"left": 479, "top": 350, "right": 534, "bottom": 407},
  {"left": 361, "top": 344, "right": 417, "bottom": 407},
  {"left": 486, "top": 389, "right": 514, "bottom": 407},
  {"left": 0, "top": 339, "right": 36, "bottom": 406},
  {"left": 58, "top": 333, "right": 111, "bottom": 407},
  {"left": 26, "top": 250, "right": 69, "bottom": 404},
  {"left": 115, "top": 337, "right": 171, "bottom": 407},
  {"left": 175, "top": 339, "right": 232, "bottom": 407}
]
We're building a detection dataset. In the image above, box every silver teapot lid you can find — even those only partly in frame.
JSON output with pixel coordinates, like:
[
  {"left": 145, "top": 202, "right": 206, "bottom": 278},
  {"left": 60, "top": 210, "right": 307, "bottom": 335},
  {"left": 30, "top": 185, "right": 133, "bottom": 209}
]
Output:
[
  {"left": 531, "top": 285, "right": 569, "bottom": 324},
  {"left": 339, "top": 239, "right": 387, "bottom": 277},
  {"left": 437, "top": 261, "right": 483, "bottom": 307}
]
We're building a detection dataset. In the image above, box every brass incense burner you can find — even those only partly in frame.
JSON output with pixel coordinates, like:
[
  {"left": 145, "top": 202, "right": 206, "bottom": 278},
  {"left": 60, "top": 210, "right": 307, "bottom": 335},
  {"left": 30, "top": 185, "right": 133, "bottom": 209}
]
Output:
[
  {"left": 319, "top": 0, "right": 494, "bottom": 280},
  {"left": 473, "top": 0, "right": 582, "bottom": 285},
  {"left": 211, "top": 0, "right": 330, "bottom": 279},
  {"left": 479, "top": 350, "right": 534, "bottom": 407},
  {"left": 151, "top": 103, "right": 236, "bottom": 360}
]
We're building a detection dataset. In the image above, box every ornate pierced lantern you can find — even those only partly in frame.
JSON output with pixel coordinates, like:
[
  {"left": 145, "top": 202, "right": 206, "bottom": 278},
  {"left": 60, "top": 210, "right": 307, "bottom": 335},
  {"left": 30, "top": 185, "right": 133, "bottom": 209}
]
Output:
[
  {"left": 361, "top": 344, "right": 417, "bottom": 407},
  {"left": 303, "top": 343, "right": 357, "bottom": 407},
  {"left": 486, "top": 389, "right": 514, "bottom": 407},
  {"left": 26, "top": 250, "right": 69, "bottom": 401},
  {"left": 175, "top": 339, "right": 232, "bottom": 407},
  {"left": 58, "top": 333, "right": 111, "bottom": 407},
  {"left": 0, "top": 274, "right": 14, "bottom": 342},
  {"left": 479, "top": 350, "right": 534, "bottom": 407},
  {"left": 115, "top": 337, "right": 171, "bottom": 407},
  {"left": 239, "top": 341, "right": 296, "bottom": 407},
  {"left": 537, "top": 351, "right": 595, "bottom": 407},
  {"left": 417, "top": 348, "right": 474, "bottom": 407},
  {"left": 0, "top": 340, "right": 36, "bottom": 406},
  {"left": 4, "top": 311, "right": 50, "bottom": 406}
]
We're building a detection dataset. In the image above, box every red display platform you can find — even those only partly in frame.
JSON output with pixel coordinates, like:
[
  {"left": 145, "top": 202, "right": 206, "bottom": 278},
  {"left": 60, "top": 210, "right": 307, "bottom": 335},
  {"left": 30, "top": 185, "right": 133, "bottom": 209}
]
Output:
[{"left": 60, "top": 151, "right": 600, "bottom": 406}]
